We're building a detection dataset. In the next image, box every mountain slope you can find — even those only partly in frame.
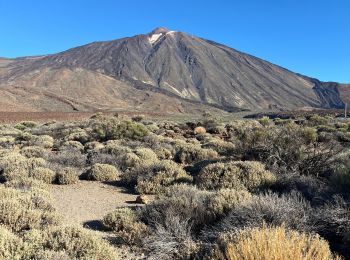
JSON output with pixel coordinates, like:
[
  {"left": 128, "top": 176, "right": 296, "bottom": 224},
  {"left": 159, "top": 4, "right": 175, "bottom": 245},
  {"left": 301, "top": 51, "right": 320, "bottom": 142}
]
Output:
[{"left": 0, "top": 27, "right": 348, "bottom": 113}]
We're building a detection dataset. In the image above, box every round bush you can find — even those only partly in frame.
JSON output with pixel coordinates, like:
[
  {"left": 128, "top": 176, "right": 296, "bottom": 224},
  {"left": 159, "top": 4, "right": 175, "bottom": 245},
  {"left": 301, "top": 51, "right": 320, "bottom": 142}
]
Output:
[
  {"left": 208, "top": 189, "right": 252, "bottom": 216},
  {"left": 103, "top": 208, "right": 147, "bottom": 245},
  {"left": 175, "top": 144, "right": 218, "bottom": 164},
  {"left": 86, "top": 163, "right": 119, "bottom": 181},
  {"left": 56, "top": 168, "right": 79, "bottom": 185},
  {"left": 196, "top": 161, "right": 276, "bottom": 191},
  {"left": 134, "top": 160, "right": 193, "bottom": 194},
  {"left": 29, "top": 167, "right": 56, "bottom": 184}
]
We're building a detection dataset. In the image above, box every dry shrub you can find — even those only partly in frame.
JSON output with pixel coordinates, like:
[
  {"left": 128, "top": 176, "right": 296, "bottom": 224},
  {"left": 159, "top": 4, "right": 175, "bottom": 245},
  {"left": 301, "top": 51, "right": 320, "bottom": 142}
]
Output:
[
  {"left": 215, "top": 226, "right": 338, "bottom": 260},
  {"left": 0, "top": 153, "right": 47, "bottom": 182},
  {"left": 5, "top": 177, "right": 49, "bottom": 193},
  {"left": 20, "top": 146, "right": 47, "bottom": 158},
  {"left": 134, "top": 147, "right": 158, "bottom": 161},
  {"left": 91, "top": 116, "right": 149, "bottom": 141},
  {"left": 56, "top": 168, "right": 79, "bottom": 185},
  {"left": 153, "top": 146, "right": 172, "bottom": 160},
  {"left": 65, "top": 128, "right": 90, "bottom": 144},
  {"left": 86, "top": 163, "right": 119, "bottom": 181},
  {"left": 202, "top": 138, "right": 235, "bottom": 155},
  {"left": 175, "top": 144, "right": 218, "bottom": 164},
  {"left": 145, "top": 215, "right": 199, "bottom": 260},
  {"left": 208, "top": 188, "right": 252, "bottom": 216},
  {"left": 103, "top": 207, "right": 147, "bottom": 245},
  {"left": 0, "top": 136, "right": 15, "bottom": 147},
  {"left": 0, "top": 226, "right": 25, "bottom": 259},
  {"left": 84, "top": 141, "right": 105, "bottom": 151},
  {"left": 196, "top": 161, "right": 276, "bottom": 191},
  {"left": 141, "top": 184, "right": 242, "bottom": 232},
  {"left": 33, "top": 135, "right": 54, "bottom": 148},
  {"left": 60, "top": 141, "right": 84, "bottom": 152},
  {"left": 104, "top": 141, "right": 132, "bottom": 155},
  {"left": 24, "top": 226, "right": 117, "bottom": 260},
  {"left": 208, "top": 192, "right": 313, "bottom": 239},
  {"left": 29, "top": 167, "right": 56, "bottom": 184},
  {"left": 133, "top": 160, "right": 193, "bottom": 194},
  {"left": 0, "top": 186, "right": 60, "bottom": 232},
  {"left": 47, "top": 150, "right": 87, "bottom": 168}
]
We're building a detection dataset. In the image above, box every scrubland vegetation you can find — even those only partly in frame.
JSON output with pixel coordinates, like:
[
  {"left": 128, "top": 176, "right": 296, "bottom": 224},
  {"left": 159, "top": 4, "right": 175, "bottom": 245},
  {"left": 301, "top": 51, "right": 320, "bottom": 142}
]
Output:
[{"left": 0, "top": 113, "right": 350, "bottom": 259}]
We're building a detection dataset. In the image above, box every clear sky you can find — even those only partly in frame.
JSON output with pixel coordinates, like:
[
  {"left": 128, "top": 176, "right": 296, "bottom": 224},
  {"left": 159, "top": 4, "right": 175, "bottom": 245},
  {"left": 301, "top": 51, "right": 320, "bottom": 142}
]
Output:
[{"left": 0, "top": 0, "right": 349, "bottom": 82}]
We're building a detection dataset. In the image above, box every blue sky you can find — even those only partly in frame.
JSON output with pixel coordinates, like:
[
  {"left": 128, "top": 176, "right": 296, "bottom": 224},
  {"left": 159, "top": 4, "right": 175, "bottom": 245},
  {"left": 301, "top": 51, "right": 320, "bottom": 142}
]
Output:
[{"left": 0, "top": 0, "right": 349, "bottom": 82}]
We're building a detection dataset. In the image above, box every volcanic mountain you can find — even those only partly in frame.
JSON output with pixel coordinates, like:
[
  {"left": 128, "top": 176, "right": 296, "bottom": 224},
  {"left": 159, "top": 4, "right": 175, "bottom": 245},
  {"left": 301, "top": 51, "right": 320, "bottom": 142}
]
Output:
[{"left": 0, "top": 27, "right": 348, "bottom": 113}]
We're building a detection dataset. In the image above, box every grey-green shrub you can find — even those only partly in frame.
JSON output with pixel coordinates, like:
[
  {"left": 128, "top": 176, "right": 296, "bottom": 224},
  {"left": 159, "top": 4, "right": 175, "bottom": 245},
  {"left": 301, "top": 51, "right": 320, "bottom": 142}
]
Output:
[
  {"left": 86, "top": 163, "right": 119, "bottom": 181},
  {"left": 196, "top": 161, "right": 276, "bottom": 191}
]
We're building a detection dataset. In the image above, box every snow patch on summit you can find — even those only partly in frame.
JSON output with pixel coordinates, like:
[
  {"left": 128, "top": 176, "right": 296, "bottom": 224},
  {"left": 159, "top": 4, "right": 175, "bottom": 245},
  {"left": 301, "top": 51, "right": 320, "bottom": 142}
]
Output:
[{"left": 149, "top": 33, "right": 163, "bottom": 44}]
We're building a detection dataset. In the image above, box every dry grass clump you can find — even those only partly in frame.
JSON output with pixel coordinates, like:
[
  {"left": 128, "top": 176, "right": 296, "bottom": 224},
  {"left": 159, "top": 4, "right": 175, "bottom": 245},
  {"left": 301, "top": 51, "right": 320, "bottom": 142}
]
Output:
[
  {"left": 103, "top": 207, "right": 147, "bottom": 245},
  {"left": 214, "top": 226, "right": 339, "bottom": 260},
  {"left": 194, "top": 126, "right": 206, "bottom": 135},
  {"left": 29, "top": 167, "right": 56, "bottom": 184},
  {"left": 196, "top": 161, "right": 276, "bottom": 191},
  {"left": 174, "top": 143, "right": 218, "bottom": 164},
  {"left": 86, "top": 163, "right": 120, "bottom": 181},
  {"left": 133, "top": 160, "right": 193, "bottom": 194},
  {"left": 56, "top": 167, "right": 79, "bottom": 185}
]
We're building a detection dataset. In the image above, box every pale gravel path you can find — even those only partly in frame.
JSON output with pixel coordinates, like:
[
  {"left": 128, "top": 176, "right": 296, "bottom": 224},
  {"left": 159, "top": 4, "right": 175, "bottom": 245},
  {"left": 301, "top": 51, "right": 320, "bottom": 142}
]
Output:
[
  {"left": 50, "top": 180, "right": 145, "bottom": 259},
  {"left": 50, "top": 180, "right": 140, "bottom": 226}
]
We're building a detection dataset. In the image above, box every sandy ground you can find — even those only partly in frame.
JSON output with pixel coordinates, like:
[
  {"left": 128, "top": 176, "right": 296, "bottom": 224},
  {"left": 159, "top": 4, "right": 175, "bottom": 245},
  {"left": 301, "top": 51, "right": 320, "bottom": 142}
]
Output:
[
  {"left": 50, "top": 180, "right": 140, "bottom": 227},
  {"left": 50, "top": 180, "right": 145, "bottom": 259}
]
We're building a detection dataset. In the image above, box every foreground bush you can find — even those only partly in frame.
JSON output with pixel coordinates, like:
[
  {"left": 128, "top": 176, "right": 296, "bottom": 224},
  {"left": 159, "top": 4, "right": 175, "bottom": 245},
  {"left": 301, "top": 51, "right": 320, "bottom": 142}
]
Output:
[
  {"left": 144, "top": 215, "right": 199, "bottom": 260},
  {"left": 196, "top": 161, "right": 276, "bottom": 191},
  {"left": 0, "top": 186, "right": 60, "bottom": 232},
  {"left": 24, "top": 226, "right": 117, "bottom": 259},
  {"left": 86, "top": 163, "right": 119, "bottom": 181},
  {"left": 103, "top": 207, "right": 147, "bottom": 245},
  {"left": 206, "top": 192, "right": 313, "bottom": 240},
  {"left": 213, "top": 226, "right": 338, "bottom": 260}
]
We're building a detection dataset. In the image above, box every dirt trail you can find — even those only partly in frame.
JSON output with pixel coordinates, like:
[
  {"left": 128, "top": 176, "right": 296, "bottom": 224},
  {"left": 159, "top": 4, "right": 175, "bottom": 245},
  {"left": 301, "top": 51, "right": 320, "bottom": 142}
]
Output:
[
  {"left": 50, "top": 180, "right": 140, "bottom": 227},
  {"left": 50, "top": 180, "right": 145, "bottom": 259}
]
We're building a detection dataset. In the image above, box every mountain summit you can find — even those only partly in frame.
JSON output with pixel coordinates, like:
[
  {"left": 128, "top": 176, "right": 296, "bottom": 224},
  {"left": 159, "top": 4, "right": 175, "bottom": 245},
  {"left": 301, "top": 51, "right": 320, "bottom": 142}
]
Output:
[{"left": 0, "top": 28, "right": 348, "bottom": 113}]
